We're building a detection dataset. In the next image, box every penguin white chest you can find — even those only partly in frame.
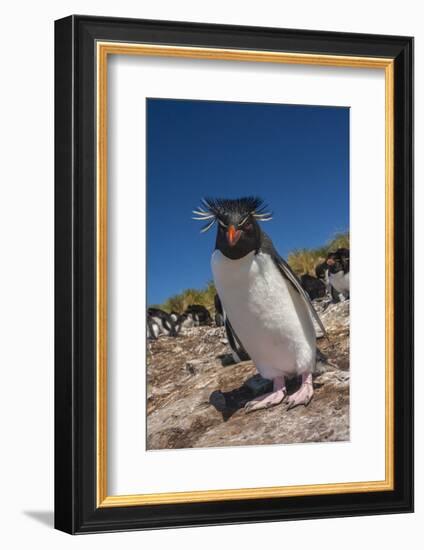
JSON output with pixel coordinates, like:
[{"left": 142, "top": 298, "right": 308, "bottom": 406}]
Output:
[
  {"left": 329, "top": 270, "right": 350, "bottom": 294},
  {"left": 211, "top": 250, "right": 315, "bottom": 379}
]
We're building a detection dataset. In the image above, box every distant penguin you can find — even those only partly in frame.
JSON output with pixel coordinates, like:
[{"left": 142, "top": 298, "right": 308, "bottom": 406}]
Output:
[
  {"left": 326, "top": 248, "right": 350, "bottom": 301},
  {"left": 193, "top": 196, "right": 327, "bottom": 411},
  {"left": 147, "top": 308, "right": 178, "bottom": 337},
  {"left": 174, "top": 312, "right": 195, "bottom": 334},
  {"left": 185, "top": 304, "right": 212, "bottom": 326},
  {"left": 147, "top": 315, "right": 160, "bottom": 340}
]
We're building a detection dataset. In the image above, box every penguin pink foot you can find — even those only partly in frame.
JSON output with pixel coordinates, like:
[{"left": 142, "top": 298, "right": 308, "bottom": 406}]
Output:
[
  {"left": 286, "top": 372, "right": 314, "bottom": 410},
  {"left": 245, "top": 376, "right": 287, "bottom": 413}
]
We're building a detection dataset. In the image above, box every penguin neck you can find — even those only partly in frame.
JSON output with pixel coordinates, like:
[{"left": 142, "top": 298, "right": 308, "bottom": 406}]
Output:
[{"left": 215, "top": 224, "right": 262, "bottom": 260}]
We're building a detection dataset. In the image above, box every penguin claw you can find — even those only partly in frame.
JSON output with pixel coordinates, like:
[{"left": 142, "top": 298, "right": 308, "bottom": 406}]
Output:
[
  {"left": 286, "top": 386, "right": 314, "bottom": 410},
  {"left": 285, "top": 372, "right": 314, "bottom": 410},
  {"left": 244, "top": 389, "right": 287, "bottom": 413}
]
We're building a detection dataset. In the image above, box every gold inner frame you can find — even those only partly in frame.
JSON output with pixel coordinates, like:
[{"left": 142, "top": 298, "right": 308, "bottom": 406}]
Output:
[{"left": 96, "top": 42, "right": 395, "bottom": 508}]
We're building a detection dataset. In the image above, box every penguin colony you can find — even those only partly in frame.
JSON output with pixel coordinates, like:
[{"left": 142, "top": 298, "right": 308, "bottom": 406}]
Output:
[{"left": 147, "top": 305, "right": 212, "bottom": 340}]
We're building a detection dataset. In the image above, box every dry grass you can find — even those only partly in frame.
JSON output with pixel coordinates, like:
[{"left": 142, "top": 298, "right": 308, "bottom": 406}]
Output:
[
  {"left": 288, "top": 232, "right": 349, "bottom": 276},
  {"left": 155, "top": 281, "right": 216, "bottom": 314}
]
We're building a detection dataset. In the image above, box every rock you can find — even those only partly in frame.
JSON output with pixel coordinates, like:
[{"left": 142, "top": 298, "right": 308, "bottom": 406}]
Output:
[
  {"left": 147, "top": 301, "right": 350, "bottom": 449},
  {"left": 186, "top": 359, "right": 204, "bottom": 374}
]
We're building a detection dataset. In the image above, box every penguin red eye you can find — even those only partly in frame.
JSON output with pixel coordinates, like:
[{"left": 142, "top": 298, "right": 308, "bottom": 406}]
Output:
[{"left": 243, "top": 223, "right": 252, "bottom": 231}]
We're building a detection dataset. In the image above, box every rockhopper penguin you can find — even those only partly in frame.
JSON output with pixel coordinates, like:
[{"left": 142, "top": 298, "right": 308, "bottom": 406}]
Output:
[
  {"left": 327, "top": 248, "right": 350, "bottom": 301},
  {"left": 193, "top": 197, "right": 327, "bottom": 411}
]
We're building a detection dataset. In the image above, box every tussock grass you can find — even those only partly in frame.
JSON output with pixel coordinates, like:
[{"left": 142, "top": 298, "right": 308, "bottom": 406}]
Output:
[
  {"left": 288, "top": 231, "right": 349, "bottom": 276},
  {"left": 155, "top": 281, "right": 216, "bottom": 314}
]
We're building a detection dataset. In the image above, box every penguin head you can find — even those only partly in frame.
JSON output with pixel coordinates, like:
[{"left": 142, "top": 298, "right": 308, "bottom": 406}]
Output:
[
  {"left": 214, "top": 208, "right": 261, "bottom": 259},
  {"left": 193, "top": 197, "right": 273, "bottom": 260},
  {"left": 326, "top": 252, "right": 341, "bottom": 274},
  {"left": 326, "top": 248, "right": 349, "bottom": 275}
]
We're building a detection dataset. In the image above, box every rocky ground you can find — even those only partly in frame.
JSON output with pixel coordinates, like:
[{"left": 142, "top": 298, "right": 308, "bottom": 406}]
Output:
[{"left": 147, "top": 298, "right": 350, "bottom": 450}]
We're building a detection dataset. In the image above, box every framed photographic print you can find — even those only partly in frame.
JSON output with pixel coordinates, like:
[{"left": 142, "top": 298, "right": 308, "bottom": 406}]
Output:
[{"left": 54, "top": 15, "right": 414, "bottom": 534}]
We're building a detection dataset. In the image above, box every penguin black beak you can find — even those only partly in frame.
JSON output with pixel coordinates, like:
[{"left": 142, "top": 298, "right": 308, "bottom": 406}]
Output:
[{"left": 227, "top": 224, "right": 242, "bottom": 247}]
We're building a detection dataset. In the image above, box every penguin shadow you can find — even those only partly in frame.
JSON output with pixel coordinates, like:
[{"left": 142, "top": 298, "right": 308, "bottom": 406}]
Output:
[
  {"left": 209, "top": 384, "right": 254, "bottom": 421},
  {"left": 210, "top": 375, "right": 323, "bottom": 420}
]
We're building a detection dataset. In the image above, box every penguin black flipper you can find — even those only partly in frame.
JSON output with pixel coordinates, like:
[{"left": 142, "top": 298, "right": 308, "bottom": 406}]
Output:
[
  {"left": 260, "top": 232, "right": 328, "bottom": 340},
  {"left": 215, "top": 292, "right": 250, "bottom": 362},
  {"left": 224, "top": 316, "right": 250, "bottom": 363}
]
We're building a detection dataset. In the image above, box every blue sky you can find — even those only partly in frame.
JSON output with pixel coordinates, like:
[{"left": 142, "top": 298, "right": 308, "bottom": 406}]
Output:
[{"left": 147, "top": 98, "right": 349, "bottom": 306}]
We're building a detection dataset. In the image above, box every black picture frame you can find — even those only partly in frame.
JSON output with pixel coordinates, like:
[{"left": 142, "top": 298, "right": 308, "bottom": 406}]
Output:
[{"left": 55, "top": 14, "right": 414, "bottom": 534}]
